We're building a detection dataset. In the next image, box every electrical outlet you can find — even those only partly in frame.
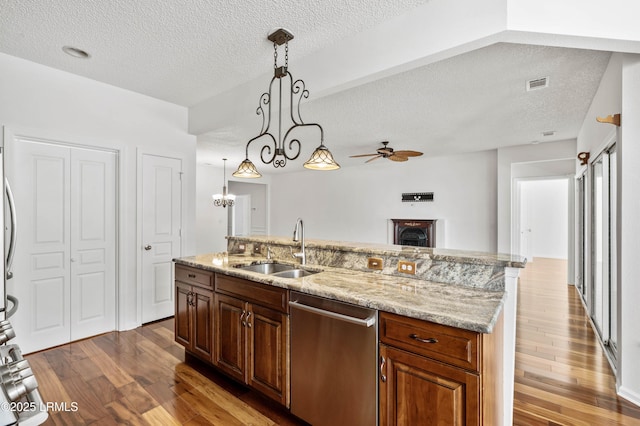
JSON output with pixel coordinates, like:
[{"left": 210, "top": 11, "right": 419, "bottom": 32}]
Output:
[
  {"left": 397, "top": 260, "right": 416, "bottom": 275},
  {"left": 367, "top": 257, "right": 383, "bottom": 270},
  {"left": 238, "top": 243, "right": 246, "bottom": 253}
]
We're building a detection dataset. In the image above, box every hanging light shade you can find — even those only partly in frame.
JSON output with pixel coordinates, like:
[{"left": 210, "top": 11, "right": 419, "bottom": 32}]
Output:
[
  {"left": 304, "top": 144, "right": 340, "bottom": 170},
  {"left": 232, "top": 158, "right": 262, "bottom": 178},
  {"left": 233, "top": 28, "right": 340, "bottom": 178},
  {"left": 212, "top": 159, "right": 236, "bottom": 208}
]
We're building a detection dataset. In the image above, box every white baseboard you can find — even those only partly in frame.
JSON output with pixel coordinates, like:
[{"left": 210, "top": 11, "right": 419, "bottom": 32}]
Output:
[{"left": 618, "top": 385, "right": 640, "bottom": 408}]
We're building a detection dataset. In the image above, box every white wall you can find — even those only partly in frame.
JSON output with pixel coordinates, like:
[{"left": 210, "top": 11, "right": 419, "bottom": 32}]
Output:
[
  {"left": 196, "top": 165, "right": 271, "bottom": 253},
  {"left": 497, "top": 139, "right": 576, "bottom": 253},
  {"left": 577, "top": 54, "right": 622, "bottom": 165},
  {"left": 618, "top": 54, "right": 640, "bottom": 405},
  {"left": 0, "top": 52, "right": 196, "bottom": 331},
  {"left": 195, "top": 164, "right": 229, "bottom": 254},
  {"left": 268, "top": 150, "right": 498, "bottom": 252}
]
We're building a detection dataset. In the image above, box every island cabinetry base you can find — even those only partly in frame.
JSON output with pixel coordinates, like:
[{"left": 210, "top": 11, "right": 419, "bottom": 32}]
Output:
[
  {"left": 379, "top": 312, "right": 503, "bottom": 426},
  {"left": 214, "top": 275, "right": 290, "bottom": 407},
  {"left": 175, "top": 265, "right": 214, "bottom": 363}
]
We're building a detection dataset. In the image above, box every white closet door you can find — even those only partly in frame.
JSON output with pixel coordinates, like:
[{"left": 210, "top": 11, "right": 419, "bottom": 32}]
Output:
[
  {"left": 8, "top": 139, "right": 71, "bottom": 353},
  {"left": 7, "top": 137, "right": 117, "bottom": 353},
  {"left": 141, "top": 154, "right": 182, "bottom": 323},
  {"left": 70, "top": 148, "right": 116, "bottom": 341}
]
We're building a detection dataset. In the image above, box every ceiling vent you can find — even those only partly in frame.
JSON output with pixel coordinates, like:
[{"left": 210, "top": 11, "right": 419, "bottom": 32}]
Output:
[{"left": 526, "top": 77, "right": 549, "bottom": 91}]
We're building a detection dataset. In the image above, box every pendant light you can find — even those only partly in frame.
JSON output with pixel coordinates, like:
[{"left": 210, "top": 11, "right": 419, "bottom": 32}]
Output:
[
  {"left": 212, "top": 159, "right": 236, "bottom": 208},
  {"left": 233, "top": 28, "right": 340, "bottom": 178}
]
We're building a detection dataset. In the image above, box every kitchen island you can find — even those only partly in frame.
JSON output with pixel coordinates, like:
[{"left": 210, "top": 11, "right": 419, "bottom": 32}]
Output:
[{"left": 173, "top": 236, "right": 525, "bottom": 425}]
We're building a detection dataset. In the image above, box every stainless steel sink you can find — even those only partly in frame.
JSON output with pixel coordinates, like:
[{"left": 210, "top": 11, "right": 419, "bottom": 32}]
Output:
[
  {"left": 271, "top": 269, "right": 318, "bottom": 279},
  {"left": 237, "top": 262, "right": 293, "bottom": 274}
]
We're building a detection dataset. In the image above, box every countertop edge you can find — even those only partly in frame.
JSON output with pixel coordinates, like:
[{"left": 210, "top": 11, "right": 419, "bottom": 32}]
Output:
[{"left": 174, "top": 255, "right": 505, "bottom": 334}]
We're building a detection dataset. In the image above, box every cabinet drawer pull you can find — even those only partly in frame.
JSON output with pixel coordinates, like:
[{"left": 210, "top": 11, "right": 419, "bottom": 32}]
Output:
[
  {"left": 409, "top": 333, "right": 438, "bottom": 344},
  {"left": 188, "top": 273, "right": 197, "bottom": 278},
  {"left": 380, "top": 356, "right": 387, "bottom": 382},
  {"left": 240, "top": 310, "right": 246, "bottom": 327},
  {"left": 246, "top": 311, "right": 252, "bottom": 328}
]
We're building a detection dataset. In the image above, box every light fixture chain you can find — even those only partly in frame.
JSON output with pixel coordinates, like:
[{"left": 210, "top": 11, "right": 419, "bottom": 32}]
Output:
[
  {"left": 284, "top": 39, "right": 289, "bottom": 68},
  {"left": 273, "top": 41, "right": 278, "bottom": 70}
]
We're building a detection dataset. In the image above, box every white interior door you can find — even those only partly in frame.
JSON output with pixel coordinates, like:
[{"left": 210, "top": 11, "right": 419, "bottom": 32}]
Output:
[
  {"left": 7, "top": 137, "right": 117, "bottom": 353},
  {"left": 8, "top": 140, "right": 71, "bottom": 353},
  {"left": 141, "top": 154, "right": 182, "bottom": 323},
  {"left": 70, "top": 148, "right": 116, "bottom": 341}
]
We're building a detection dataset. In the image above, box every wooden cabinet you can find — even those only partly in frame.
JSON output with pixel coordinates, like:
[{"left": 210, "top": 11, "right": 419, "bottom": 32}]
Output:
[
  {"left": 214, "top": 274, "right": 290, "bottom": 407},
  {"left": 174, "top": 265, "right": 214, "bottom": 362},
  {"left": 379, "top": 311, "right": 503, "bottom": 426}
]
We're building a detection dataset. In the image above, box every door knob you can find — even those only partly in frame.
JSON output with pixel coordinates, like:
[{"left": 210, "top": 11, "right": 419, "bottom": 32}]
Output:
[{"left": 144, "top": 245, "right": 152, "bottom": 251}]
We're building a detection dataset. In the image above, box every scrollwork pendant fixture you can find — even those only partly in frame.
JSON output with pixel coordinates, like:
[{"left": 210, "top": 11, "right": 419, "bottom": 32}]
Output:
[{"left": 233, "top": 28, "right": 340, "bottom": 178}]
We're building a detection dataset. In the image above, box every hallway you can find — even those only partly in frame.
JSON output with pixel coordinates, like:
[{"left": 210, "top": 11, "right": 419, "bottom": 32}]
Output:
[{"left": 513, "top": 257, "right": 640, "bottom": 425}]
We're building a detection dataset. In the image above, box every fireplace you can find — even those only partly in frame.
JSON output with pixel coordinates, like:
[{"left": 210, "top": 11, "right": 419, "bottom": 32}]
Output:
[{"left": 391, "top": 219, "right": 436, "bottom": 248}]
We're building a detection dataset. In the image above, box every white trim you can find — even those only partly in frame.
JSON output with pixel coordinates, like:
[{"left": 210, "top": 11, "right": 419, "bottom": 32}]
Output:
[{"left": 503, "top": 266, "right": 521, "bottom": 426}]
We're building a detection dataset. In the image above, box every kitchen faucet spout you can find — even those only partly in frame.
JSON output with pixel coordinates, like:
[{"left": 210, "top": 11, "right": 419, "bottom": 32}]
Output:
[{"left": 292, "top": 218, "right": 306, "bottom": 265}]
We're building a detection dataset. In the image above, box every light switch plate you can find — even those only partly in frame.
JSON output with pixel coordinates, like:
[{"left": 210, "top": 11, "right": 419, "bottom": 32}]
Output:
[
  {"left": 367, "top": 257, "right": 383, "bottom": 270},
  {"left": 397, "top": 260, "right": 416, "bottom": 275}
]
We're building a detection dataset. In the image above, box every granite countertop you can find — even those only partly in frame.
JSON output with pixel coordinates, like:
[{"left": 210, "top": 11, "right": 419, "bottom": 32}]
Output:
[
  {"left": 174, "top": 253, "right": 506, "bottom": 334},
  {"left": 227, "top": 235, "right": 527, "bottom": 268}
]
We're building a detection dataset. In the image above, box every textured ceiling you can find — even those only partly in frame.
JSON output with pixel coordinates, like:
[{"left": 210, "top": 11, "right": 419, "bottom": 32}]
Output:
[
  {"left": 0, "top": 0, "right": 614, "bottom": 172},
  {"left": 0, "top": 0, "right": 427, "bottom": 106}
]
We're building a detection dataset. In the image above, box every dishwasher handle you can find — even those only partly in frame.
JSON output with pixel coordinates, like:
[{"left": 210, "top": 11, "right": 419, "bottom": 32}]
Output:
[{"left": 289, "top": 300, "right": 376, "bottom": 327}]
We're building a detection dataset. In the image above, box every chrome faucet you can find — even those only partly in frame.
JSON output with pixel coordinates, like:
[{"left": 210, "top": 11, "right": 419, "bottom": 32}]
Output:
[{"left": 292, "top": 218, "right": 306, "bottom": 265}]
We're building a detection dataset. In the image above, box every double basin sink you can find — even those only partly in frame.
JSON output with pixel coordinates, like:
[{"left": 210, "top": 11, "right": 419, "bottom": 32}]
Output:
[{"left": 235, "top": 262, "right": 319, "bottom": 279}]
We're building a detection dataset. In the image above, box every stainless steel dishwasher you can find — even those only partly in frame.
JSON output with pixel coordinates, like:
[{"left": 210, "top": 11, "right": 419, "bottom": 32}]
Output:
[{"left": 289, "top": 291, "right": 377, "bottom": 426}]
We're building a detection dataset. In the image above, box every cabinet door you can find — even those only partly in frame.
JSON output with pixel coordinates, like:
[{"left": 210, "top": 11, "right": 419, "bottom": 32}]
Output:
[
  {"left": 215, "top": 294, "right": 246, "bottom": 382},
  {"left": 248, "top": 304, "right": 290, "bottom": 407},
  {"left": 380, "top": 344, "right": 479, "bottom": 426},
  {"left": 192, "top": 286, "right": 213, "bottom": 362},
  {"left": 175, "top": 282, "right": 192, "bottom": 349}
]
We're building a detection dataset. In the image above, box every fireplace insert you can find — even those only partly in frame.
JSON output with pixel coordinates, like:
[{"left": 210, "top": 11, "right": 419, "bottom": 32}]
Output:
[{"left": 391, "top": 219, "right": 436, "bottom": 248}]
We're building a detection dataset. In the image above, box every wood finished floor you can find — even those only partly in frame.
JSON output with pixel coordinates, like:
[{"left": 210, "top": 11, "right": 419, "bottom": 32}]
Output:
[
  {"left": 25, "top": 257, "right": 640, "bottom": 425},
  {"left": 513, "top": 257, "right": 640, "bottom": 425}
]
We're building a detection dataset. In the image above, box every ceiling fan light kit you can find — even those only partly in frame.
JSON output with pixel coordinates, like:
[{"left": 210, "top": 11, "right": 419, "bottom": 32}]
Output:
[{"left": 233, "top": 28, "right": 340, "bottom": 178}]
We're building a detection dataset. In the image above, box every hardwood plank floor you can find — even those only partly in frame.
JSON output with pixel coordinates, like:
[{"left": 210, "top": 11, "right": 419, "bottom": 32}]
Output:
[
  {"left": 24, "top": 257, "right": 640, "bottom": 424},
  {"left": 513, "top": 257, "right": 640, "bottom": 426},
  {"left": 27, "top": 320, "right": 306, "bottom": 425}
]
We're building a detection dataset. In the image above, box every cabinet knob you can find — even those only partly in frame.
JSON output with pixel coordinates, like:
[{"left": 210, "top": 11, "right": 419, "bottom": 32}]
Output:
[
  {"left": 380, "top": 356, "right": 387, "bottom": 383},
  {"left": 144, "top": 245, "right": 152, "bottom": 251}
]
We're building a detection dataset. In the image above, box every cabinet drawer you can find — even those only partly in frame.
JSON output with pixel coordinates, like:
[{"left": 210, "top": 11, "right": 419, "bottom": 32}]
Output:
[
  {"left": 380, "top": 312, "right": 480, "bottom": 371},
  {"left": 176, "top": 265, "right": 214, "bottom": 289},
  {"left": 215, "top": 274, "right": 288, "bottom": 313}
]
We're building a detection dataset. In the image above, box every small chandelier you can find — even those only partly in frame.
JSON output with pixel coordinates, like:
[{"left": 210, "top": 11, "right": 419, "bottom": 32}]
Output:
[
  {"left": 212, "top": 159, "right": 236, "bottom": 208},
  {"left": 233, "top": 28, "right": 340, "bottom": 179}
]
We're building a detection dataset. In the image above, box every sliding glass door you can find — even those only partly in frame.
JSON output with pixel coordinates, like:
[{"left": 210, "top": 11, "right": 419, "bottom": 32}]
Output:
[{"left": 591, "top": 145, "right": 617, "bottom": 359}]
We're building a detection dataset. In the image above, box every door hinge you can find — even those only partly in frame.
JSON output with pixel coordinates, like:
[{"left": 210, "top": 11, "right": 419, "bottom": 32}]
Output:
[{"left": 178, "top": 171, "right": 183, "bottom": 181}]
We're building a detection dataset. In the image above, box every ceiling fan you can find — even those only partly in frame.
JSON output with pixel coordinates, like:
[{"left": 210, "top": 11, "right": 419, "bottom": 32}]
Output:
[{"left": 350, "top": 141, "right": 423, "bottom": 163}]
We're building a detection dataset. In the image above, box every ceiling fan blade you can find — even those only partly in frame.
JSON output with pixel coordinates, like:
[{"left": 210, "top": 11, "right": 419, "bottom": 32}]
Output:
[
  {"left": 350, "top": 153, "right": 379, "bottom": 158},
  {"left": 393, "top": 150, "right": 423, "bottom": 157},
  {"left": 365, "top": 155, "right": 383, "bottom": 163},
  {"left": 388, "top": 154, "right": 408, "bottom": 162}
]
